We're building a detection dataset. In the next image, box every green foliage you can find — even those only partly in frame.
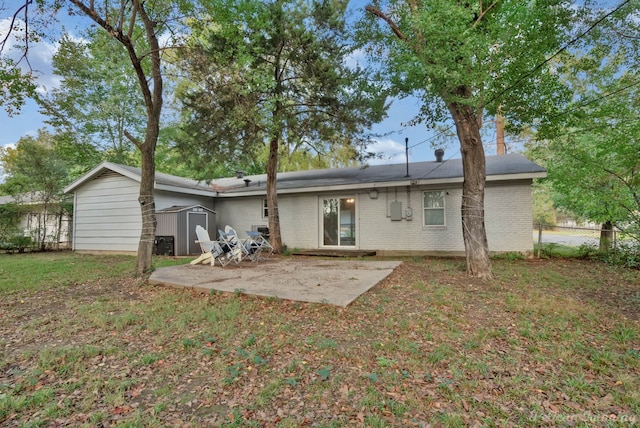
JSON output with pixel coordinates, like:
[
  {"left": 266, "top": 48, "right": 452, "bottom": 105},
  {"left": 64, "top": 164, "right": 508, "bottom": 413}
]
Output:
[
  {"left": 357, "top": 0, "right": 575, "bottom": 128},
  {"left": 174, "top": 0, "right": 388, "bottom": 178},
  {"left": 38, "top": 29, "right": 145, "bottom": 165},
  {"left": 528, "top": 3, "right": 640, "bottom": 243},
  {"left": 0, "top": 203, "right": 24, "bottom": 244},
  {"left": 0, "top": 57, "right": 38, "bottom": 116},
  {"left": 532, "top": 182, "right": 556, "bottom": 227},
  {"left": 0, "top": 130, "right": 72, "bottom": 250}
]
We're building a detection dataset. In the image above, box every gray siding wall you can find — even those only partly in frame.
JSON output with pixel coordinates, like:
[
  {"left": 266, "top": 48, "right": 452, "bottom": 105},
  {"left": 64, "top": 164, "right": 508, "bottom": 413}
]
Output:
[
  {"left": 215, "top": 180, "right": 534, "bottom": 255},
  {"left": 73, "top": 172, "right": 141, "bottom": 252},
  {"left": 73, "top": 174, "right": 216, "bottom": 254}
]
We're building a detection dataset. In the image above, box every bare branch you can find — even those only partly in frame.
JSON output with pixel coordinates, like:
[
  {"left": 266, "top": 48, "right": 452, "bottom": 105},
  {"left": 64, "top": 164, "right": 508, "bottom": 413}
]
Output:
[
  {"left": 473, "top": 1, "right": 498, "bottom": 28},
  {"left": 0, "top": 0, "right": 33, "bottom": 70},
  {"left": 123, "top": 128, "right": 143, "bottom": 148},
  {"left": 127, "top": 2, "right": 137, "bottom": 40},
  {"left": 365, "top": 5, "right": 408, "bottom": 42}
]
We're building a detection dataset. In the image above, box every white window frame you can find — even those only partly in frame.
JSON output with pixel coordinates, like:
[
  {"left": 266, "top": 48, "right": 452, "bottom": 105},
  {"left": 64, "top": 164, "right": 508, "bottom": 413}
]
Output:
[
  {"left": 423, "top": 190, "right": 446, "bottom": 227},
  {"left": 262, "top": 198, "right": 269, "bottom": 219}
]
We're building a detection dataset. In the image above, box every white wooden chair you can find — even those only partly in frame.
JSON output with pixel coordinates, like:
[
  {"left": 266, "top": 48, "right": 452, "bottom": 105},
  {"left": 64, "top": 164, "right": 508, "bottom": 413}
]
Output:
[{"left": 191, "top": 225, "right": 230, "bottom": 267}]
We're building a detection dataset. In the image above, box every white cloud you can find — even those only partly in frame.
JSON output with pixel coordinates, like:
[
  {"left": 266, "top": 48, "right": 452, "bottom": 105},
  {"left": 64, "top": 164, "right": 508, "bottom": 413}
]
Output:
[{"left": 366, "top": 138, "right": 407, "bottom": 165}]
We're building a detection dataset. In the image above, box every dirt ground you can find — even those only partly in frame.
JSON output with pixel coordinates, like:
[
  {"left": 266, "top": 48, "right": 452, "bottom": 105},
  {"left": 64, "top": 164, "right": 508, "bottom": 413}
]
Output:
[{"left": 1, "top": 257, "right": 639, "bottom": 427}]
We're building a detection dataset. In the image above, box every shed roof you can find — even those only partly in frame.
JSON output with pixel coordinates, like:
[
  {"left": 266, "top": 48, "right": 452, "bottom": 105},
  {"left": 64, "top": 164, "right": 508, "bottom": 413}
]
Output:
[
  {"left": 212, "top": 153, "right": 546, "bottom": 197},
  {"left": 64, "top": 161, "right": 216, "bottom": 197},
  {"left": 156, "top": 204, "right": 216, "bottom": 214}
]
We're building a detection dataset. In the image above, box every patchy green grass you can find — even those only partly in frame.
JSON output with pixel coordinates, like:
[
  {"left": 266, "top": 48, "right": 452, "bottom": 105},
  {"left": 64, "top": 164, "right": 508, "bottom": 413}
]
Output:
[
  {"left": 1, "top": 253, "right": 639, "bottom": 426},
  {"left": 0, "top": 252, "right": 190, "bottom": 293}
]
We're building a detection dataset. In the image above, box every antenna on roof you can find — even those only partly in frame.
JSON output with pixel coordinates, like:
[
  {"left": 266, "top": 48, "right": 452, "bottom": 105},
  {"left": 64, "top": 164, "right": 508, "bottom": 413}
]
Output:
[{"left": 404, "top": 137, "right": 410, "bottom": 177}]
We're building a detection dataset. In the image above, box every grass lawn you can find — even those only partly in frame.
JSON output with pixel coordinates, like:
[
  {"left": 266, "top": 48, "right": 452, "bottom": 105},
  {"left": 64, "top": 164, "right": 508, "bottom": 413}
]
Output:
[{"left": 1, "top": 252, "right": 639, "bottom": 427}]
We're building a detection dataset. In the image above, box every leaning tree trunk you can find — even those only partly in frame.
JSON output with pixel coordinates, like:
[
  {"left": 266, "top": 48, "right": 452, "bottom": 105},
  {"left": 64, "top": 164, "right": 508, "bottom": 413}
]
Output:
[
  {"left": 266, "top": 133, "right": 283, "bottom": 254},
  {"left": 447, "top": 98, "right": 492, "bottom": 279}
]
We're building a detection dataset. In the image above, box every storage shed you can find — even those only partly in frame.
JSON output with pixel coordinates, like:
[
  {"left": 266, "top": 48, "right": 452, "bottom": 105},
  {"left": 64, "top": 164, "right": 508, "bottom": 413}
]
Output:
[{"left": 155, "top": 205, "right": 216, "bottom": 256}]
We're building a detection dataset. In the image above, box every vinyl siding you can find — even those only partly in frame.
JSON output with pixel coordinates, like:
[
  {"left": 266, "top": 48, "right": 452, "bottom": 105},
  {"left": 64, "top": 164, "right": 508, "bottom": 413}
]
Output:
[{"left": 73, "top": 173, "right": 141, "bottom": 252}]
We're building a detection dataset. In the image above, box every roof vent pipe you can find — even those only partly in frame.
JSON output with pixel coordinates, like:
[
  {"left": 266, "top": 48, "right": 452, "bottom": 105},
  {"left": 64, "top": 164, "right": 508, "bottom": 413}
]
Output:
[
  {"left": 236, "top": 170, "right": 244, "bottom": 179},
  {"left": 435, "top": 149, "right": 445, "bottom": 162},
  {"left": 404, "top": 137, "right": 410, "bottom": 177}
]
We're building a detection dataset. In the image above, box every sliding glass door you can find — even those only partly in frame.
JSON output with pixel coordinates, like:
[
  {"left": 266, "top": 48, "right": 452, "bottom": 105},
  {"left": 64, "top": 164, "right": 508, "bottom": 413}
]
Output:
[{"left": 322, "top": 197, "right": 356, "bottom": 247}]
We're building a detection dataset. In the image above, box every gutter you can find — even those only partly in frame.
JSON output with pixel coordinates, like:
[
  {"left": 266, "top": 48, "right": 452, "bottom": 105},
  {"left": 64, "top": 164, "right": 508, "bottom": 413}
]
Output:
[{"left": 213, "top": 172, "right": 546, "bottom": 198}]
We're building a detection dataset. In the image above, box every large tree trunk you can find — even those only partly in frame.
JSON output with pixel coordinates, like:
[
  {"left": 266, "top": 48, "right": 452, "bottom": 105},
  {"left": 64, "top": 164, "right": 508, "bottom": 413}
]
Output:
[
  {"left": 447, "top": 99, "right": 492, "bottom": 279},
  {"left": 599, "top": 220, "right": 613, "bottom": 252},
  {"left": 68, "top": 0, "right": 162, "bottom": 273},
  {"left": 136, "top": 144, "right": 157, "bottom": 274},
  {"left": 266, "top": 134, "right": 283, "bottom": 254}
]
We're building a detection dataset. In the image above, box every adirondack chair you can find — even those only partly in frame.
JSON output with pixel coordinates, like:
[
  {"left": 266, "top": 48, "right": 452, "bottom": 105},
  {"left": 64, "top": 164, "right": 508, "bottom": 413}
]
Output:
[
  {"left": 191, "top": 225, "right": 230, "bottom": 267},
  {"left": 224, "top": 225, "right": 268, "bottom": 262}
]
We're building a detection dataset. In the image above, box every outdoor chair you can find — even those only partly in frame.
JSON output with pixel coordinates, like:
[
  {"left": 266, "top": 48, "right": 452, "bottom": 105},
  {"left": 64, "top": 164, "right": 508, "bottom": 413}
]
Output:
[
  {"left": 245, "top": 230, "right": 273, "bottom": 260},
  {"left": 219, "top": 227, "right": 245, "bottom": 264},
  {"left": 224, "top": 225, "right": 265, "bottom": 262},
  {"left": 191, "top": 225, "right": 231, "bottom": 267}
]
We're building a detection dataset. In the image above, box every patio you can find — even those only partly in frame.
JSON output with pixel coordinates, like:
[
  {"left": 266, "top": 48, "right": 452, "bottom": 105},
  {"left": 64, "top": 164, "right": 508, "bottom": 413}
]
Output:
[{"left": 148, "top": 257, "right": 402, "bottom": 307}]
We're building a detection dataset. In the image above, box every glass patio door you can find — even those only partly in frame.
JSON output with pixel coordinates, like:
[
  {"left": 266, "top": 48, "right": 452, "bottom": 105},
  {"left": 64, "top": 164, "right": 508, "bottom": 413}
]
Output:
[{"left": 322, "top": 197, "right": 356, "bottom": 247}]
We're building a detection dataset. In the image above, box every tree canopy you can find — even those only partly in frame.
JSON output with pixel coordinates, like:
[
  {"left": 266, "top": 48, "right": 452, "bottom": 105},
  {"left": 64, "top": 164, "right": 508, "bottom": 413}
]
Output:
[
  {"left": 38, "top": 28, "right": 146, "bottom": 164},
  {"left": 359, "top": 0, "right": 581, "bottom": 277},
  {"left": 529, "top": 1, "right": 640, "bottom": 242},
  {"left": 175, "top": 0, "right": 387, "bottom": 252}
]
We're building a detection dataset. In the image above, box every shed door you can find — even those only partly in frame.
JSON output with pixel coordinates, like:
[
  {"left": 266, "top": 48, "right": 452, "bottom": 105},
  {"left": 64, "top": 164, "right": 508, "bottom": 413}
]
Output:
[{"left": 188, "top": 212, "right": 208, "bottom": 254}]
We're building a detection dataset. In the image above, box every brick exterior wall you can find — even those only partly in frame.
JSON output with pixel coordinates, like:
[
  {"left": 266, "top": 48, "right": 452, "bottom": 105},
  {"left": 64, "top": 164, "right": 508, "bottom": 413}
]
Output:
[{"left": 214, "top": 179, "right": 534, "bottom": 255}]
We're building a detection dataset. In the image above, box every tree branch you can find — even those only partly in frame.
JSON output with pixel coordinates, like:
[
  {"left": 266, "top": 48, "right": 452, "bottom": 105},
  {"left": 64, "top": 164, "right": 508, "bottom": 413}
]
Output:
[
  {"left": 1, "top": 0, "right": 33, "bottom": 70},
  {"left": 473, "top": 1, "right": 498, "bottom": 28},
  {"left": 123, "top": 129, "right": 143, "bottom": 149},
  {"left": 365, "top": 5, "right": 408, "bottom": 42}
]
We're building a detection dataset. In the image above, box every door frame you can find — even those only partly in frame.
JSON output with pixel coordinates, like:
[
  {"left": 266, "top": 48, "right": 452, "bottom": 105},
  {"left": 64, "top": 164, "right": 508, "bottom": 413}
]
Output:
[{"left": 319, "top": 195, "right": 357, "bottom": 248}]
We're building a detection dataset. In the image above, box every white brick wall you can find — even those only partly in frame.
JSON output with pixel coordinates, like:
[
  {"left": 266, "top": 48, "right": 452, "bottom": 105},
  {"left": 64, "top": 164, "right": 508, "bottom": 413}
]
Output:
[
  {"left": 214, "top": 180, "right": 534, "bottom": 255},
  {"left": 484, "top": 181, "right": 534, "bottom": 253}
]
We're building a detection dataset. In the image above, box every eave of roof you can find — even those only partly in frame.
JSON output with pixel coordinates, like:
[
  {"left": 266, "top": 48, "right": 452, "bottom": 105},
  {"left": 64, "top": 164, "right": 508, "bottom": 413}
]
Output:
[
  {"left": 64, "top": 161, "right": 217, "bottom": 197},
  {"left": 212, "top": 153, "right": 546, "bottom": 197}
]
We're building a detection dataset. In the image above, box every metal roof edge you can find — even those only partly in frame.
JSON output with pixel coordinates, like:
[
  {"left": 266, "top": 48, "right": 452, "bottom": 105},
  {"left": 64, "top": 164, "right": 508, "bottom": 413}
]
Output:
[
  {"left": 487, "top": 172, "right": 547, "bottom": 181},
  {"left": 155, "top": 184, "right": 217, "bottom": 197},
  {"left": 213, "top": 171, "right": 545, "bottom": 198},
  {"left": 64, "top": 161, "right": 141, "bottom": 194}
]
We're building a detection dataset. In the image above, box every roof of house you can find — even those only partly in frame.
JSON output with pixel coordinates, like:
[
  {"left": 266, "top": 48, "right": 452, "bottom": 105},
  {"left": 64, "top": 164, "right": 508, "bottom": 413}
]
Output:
[
  {"left": 212, "top": 153, "right": 546, "bottom": 197},
  {"left": 63, "top": 153, "right": 546, "bottom": 198},
  {"left": 63, "top": 161, "right": 217, "bottom": 197}
]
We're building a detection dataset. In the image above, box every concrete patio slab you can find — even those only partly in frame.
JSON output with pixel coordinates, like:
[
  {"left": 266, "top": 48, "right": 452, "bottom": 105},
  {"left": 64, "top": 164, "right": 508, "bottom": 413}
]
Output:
[{"left": 149, "top": 258, "right": 403, "bottom": 307}]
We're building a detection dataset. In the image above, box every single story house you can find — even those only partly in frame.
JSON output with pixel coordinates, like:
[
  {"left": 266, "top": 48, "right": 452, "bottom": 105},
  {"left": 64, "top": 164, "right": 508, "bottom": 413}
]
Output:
[{"left": 63, "top": 152, "right": 545, "bottom": 256}]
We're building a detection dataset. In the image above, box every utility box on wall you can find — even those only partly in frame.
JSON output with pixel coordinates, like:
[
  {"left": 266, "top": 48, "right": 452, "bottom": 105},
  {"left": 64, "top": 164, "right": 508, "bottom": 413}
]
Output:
[{"left": 390, "top": 201, "right": 403, "bottom": 221}]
